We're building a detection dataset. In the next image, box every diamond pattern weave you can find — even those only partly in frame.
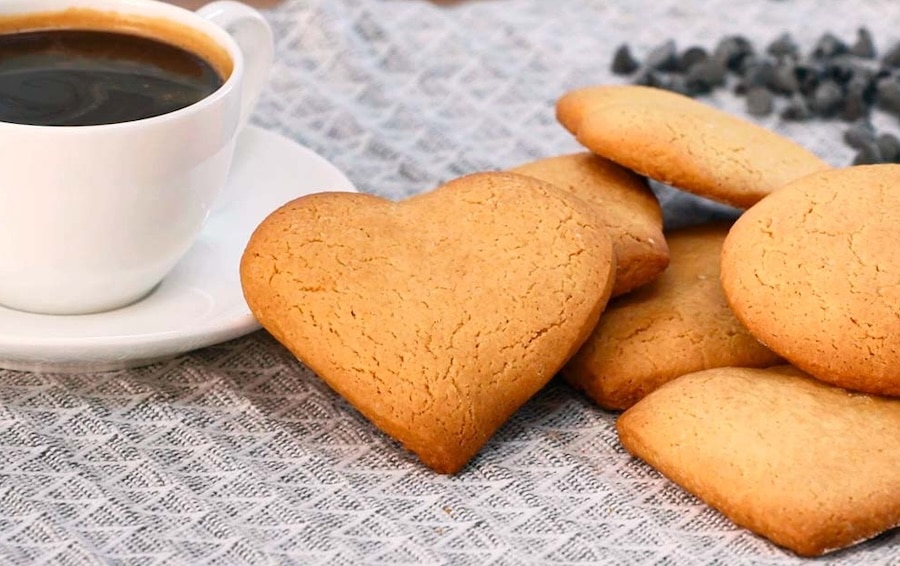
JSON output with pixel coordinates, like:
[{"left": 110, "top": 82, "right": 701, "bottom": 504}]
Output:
[{"left": 1, "top": 0, "right": 898, "bottom": 563}]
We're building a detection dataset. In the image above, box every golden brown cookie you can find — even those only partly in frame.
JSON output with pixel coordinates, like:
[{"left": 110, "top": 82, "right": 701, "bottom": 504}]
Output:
[
  {"left": 556, "top": 85, "right": 830, "bottom": 208},
  {"left": 557, "top": 84, "right": 677, "bottom": 132},
  {"left": 721, "top": 164, "right": 900, "bottom": 397},
  {"left": 240, "top": 172, "right": 616, "bottom": 474},
  {"left": 617, "top": 365, "right": 900, "bottom": 557},
  {"left": 510, "top": 152, "right": 668, "bottom": 296},
  {"left": 562, "top": 222, "right": 780, "bottom": 411}
]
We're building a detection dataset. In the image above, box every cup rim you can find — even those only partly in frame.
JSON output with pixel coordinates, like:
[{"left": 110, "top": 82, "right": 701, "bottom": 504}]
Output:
[{"left": 0, "top": 0, "right": 244, "bottom": 132}]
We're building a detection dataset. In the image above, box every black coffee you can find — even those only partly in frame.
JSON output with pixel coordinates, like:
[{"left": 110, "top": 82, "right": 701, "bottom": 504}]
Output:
[{"left": 0, "top": 29, "right": 224, "bottom": 126}]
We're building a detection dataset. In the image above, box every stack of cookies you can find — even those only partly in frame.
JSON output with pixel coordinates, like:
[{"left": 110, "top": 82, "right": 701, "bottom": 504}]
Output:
[
  {"left": 556, "top": 85, "right": 899, "bottom": 557},
  {"left": 239, "top": 84, "right": 899, "bottom": 557}
]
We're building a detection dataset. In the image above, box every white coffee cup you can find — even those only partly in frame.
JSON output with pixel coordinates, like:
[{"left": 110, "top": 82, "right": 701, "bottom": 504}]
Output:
[{"left": 0, "top": 0, "right": 274, "bottom": 314}]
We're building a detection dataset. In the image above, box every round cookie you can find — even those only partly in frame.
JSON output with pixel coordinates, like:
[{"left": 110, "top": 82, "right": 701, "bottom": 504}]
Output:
[
  {"left": 721, "top": 164, "right": 900, "bottom": 397},
  {"left": 557, "top": 84, "right": 681, "bottom": 133},
  {"left": 240, "top": 172, "right": 616, "bottom": 474},
  {"left": 563, "top": 222, "right": 780, "bottom": 411},
  {"left": 510, "top": 152, "right": 668, "bottom": 296},
  {"left": 556, "top": 85, "right": 830, "bottom": 209}
]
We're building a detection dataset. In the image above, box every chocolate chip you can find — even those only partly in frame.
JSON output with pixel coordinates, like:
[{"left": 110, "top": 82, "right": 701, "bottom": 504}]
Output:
[
  {"left": 685, "top": 59, "right": 727, "bottom": 94},
  {"left": 852, "top": 142, "right": 882, "bottom": 165},
  {"left": 794, "top": 63, "right": 821, "bottom": 96},
  {"left": 812, "top": 32, "right": 848, "bottom": 60},
  {"left": 660, "top": 74, "right": 692, "bottom": 96},
  {"left": 768, "top": 62, "right": 801, "bottom": 94},
  {"left": 714, "top": 35, "right": 754, "bottom": 72},
  {"left": 767, "top": 33, "right": 799, "bottom": 60},
  {"left": 633, "top": 69, "right": 664, "bottom": 88},
  {"left": 735, "top": 53, "right": 765, "bottom": 77},
  {"left": 877, "top": 133, "right": 900, "bottom": 162},
  {"left": 881, "top": 41, "right": 900, "bottom": 68},
  {"left": 843, "top": 119, "right": 876, "bottom": 149},
  {"left": 847, "top": 66, "right": 878, "bottom": 93},
  {"left": 611, "top": 44, "right": 640, "bottom": 75},
  {"left": 850, "top": 27, "right": 876, "bottom": 59},
  {"left": 734, "top": 55, "right": 761, "bottom": 93},
  {"left": 646, "top": 39, "right": 679, "bottom": 72},
  {"left": 841, "top": 82, "right": 869, "bottom": 121},
  {"left": 875, "top": 67, "right": 894, "bottom": 81},
  {"left": 739, "top": 58, "right": 776, "bottom": 90},
  {"left": 809, "top": 79, "right": 843, "bottom": 116},
  {"left": 824, "top": 54, "right": 862, "bottom": 85},
  {"left": 746, "top": 87, "right": 774, "bottom": 116},
  {"left": 876, "top": 76, "right": 900, "bottom": 114},
  {"left": 781, "top": 94, "right": 812, "bottom": 121},
  {"left": 677, "top": 46, "right": 709, "bottom": 72}
]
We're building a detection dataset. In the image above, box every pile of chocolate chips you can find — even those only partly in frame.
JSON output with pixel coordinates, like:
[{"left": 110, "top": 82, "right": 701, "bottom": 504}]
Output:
[{"left": 611, "top": 30, "right": 900, "bottom": 165}]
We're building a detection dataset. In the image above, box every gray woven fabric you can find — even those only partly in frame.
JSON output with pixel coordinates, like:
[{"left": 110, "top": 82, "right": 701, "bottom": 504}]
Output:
[{"left": 2, "top": 0, "right": 899, "bottom": 563}]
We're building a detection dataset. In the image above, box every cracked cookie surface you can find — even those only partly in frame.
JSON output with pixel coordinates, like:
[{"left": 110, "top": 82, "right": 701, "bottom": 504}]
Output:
[
  {"left": 562, "top": 222, "right": 779, "bottom": 410},
  {"left": 721, "top": 164, "right": 900, "bottom": 397},
  {"left": 511, "top": 152, "right": 668, "bottom": 296},
  {"left": 556, "top": 85, "right": 830, "bottom": 208},
  {"left": 617, "top": 365, "right": 900, "bottom": 557},
  {"left": 240, "top": 172, "right": 616, "bottom": 473}
]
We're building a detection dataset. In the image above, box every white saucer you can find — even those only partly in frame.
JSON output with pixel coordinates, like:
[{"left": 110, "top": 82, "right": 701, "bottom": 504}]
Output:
[{"left": 0, "top": 126, "right": 357, "bottom": 373}]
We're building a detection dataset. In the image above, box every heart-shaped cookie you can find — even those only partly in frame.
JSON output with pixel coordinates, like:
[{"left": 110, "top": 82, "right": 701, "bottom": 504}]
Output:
[{"left": 240, "top": 172, "right": 616, "bottom": 473}]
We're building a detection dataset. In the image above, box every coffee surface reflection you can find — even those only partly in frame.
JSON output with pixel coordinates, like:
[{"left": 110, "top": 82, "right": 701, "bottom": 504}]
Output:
[{"left": 0, "top": 29, "right": 224, "bottom": 126}]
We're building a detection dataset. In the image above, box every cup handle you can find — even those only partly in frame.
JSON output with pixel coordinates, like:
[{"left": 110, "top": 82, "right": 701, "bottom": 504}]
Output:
[{"left": 196, "top": 1, "right": 274, "bottom": 129}]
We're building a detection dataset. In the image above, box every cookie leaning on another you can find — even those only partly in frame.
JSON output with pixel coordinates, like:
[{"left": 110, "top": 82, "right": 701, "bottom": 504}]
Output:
[
  {"left": 557, "top": 85, "right": 830, "bottom": 208},
  {"left": 562, "top": 222, "right": 780, "bottom": 411},
  {"left": 617, "top": 365, "right": 900, "bottom": 557},
  {"left": 511, "top": 152, "right": 668, "bottom": 296},
  {"left": 722, "top": 164, "right": 900, "bottom": 397},
  {"left": 240, "top": 172, "right": 617, "bottom": 474}
]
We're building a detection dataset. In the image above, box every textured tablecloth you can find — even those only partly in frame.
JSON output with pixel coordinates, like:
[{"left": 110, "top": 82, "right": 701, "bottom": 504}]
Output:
[{"left": 2, "top": 0, "right": 899, "bottom": 563}]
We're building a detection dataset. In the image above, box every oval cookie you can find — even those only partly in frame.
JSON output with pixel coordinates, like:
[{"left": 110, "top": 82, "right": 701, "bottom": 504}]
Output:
[
  {"left": 721, "top": 164, "right": 900, "bottom": 397},
  {"left": 511, "top": 152, "right": 668, "bottom": 296},
  {"left": 556, "top": 85, "right": 830, "bottom": 208},
  {"left": 563, "top": 222, "right": 780, "bottom": 410},
  {"left": 240, "top": 172, "right": 616, "bottom": 474},
  {"left": 617, "top": 365, "right": 900, "bottom": 557}
]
